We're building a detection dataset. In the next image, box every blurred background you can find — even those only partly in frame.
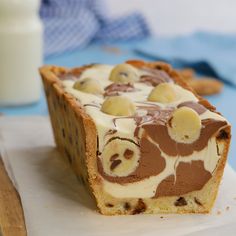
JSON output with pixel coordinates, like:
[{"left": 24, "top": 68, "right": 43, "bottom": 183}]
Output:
[
  {"left": 106, "top": 0, "right": 236, "bottom": 36},
  {"left": 0, "top": 0, "right": 236, "bottom": 167}
]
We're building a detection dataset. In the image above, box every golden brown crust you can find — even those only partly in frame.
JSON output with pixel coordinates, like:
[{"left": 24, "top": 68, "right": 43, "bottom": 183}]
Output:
[
  {"left": 40, "top": 65, "right": 98, "bottom": 202},
  {"left": 39, "top": 60, "right": 231, "bottom": 215}
]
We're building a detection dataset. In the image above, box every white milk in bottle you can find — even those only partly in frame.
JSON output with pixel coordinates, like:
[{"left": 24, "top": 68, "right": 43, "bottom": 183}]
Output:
[{"left": 0, "top": 0, "right": 43, "bottom": 106}]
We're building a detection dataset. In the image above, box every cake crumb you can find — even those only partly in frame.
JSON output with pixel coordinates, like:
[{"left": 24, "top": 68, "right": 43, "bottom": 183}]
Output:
[
  {"left": 226, "top": 206, "right": 230, "bottom": 211},
  {"left": 217, "top": 210, "right": 221, "bottom": 215},
  {"left": 160, "top": 216, "right": 164, "bottom": 219}
]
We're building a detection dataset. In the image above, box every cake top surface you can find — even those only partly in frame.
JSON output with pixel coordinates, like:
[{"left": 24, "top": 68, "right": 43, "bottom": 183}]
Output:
[
  {"left": 60, "top": 62, "right": 227, "bottom": 152},
  {"left": 62, "top": 64, "right": 225, "bottom": 118}
]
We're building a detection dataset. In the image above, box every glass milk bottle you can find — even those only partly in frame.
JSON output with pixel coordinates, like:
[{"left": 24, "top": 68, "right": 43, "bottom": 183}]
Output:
[{"left": 0, "top": 0, "right": 43, "bottom": 106}]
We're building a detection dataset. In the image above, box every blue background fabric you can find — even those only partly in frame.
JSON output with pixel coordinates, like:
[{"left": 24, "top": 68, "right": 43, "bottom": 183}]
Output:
[
  {"left": 135, "top": 32, "right": 236, "bottom": 87},
  {"left": 40, "top": 0, "right": 150, "bottom": 56}
]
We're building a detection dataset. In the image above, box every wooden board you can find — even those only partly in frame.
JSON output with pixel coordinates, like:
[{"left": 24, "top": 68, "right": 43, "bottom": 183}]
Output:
[{"left": 0, "top": 158, "right": 26, "bottom": 236}]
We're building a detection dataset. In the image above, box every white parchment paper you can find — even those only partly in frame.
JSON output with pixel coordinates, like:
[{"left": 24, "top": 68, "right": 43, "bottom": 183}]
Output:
[{"left": 0, "top": 116, "right": 236, "bottom": 236}]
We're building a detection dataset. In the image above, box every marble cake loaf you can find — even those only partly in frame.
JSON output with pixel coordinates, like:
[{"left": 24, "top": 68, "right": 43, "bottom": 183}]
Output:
[{"left": 40, "top": 60, "right": 231, "bottom": 215}]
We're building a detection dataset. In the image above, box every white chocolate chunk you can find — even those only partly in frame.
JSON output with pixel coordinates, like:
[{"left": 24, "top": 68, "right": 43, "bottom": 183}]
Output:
[
  {"left": 109, "top": 64, "right": 139, "bottom": 84},
  {"left": 148, "top": 83, "right": 176, "bottom": 103},
  {"left": 101, "top": 96, "right": 136, "bottom": 116},
  {"left": 168, "top": 107, "right": 201, "bottom": 143},
  {"left": 73, "top": 78, "right": 104, "bottom": 95},
  {"left": 101, "top": 139, "right": 140, "bottom": 177}
]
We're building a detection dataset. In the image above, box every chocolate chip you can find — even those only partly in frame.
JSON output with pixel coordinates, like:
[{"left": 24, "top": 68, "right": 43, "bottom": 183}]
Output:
[
  {"left": 97, "top": 135, "right": 99, "bottom": 150},
  {"left": 124, "top": 149, "right": 134, "bottom": 159},
  {"left": 62, "top": 128, "right": 65, "bottom": 138},
  {"left": 65, "top": 148, "right": 72, "bottom": 163},
  {"left": 194, "top": 197, "right": 203, "bottom": 206},
  {"left": 63, "top": 103, "right": 67, "bottom": 111},
  {"left": 106, "top": 129, "right": 117, "bottom": 135},
  {"left": 110, "top": 159, "right": 121, "bottom": 170},
  {"left": 110, "top": 153, "right": 119, "bottom": 161},
  {"left": 124, "top": 202, "right": 131, "bottom": 210},
  {"left": 132, "top": 199, "right": 146, "bottom": 214},
  {"left": 174, "top": 197, "right": 187, "bottom": 206},
  {"left": 216, "top": 144, "right": 220, "bottom": 156},
  {"left": 217, "top": 129, "right": 229, "bottom": 140},
  {"left": 81, "top": 177, "right": 86, "bottom": 185},
  {"left": 97, "top": 150, "right": 102, "bottom": 156},
  {"left": 105, "top": 203, "right": 114, "bottom": 208},
  {"left": 155, "top": 65, "right": 162, "bottom": 70}
]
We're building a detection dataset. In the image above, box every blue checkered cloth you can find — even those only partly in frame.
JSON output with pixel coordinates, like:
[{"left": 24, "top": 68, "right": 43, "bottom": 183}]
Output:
[{"left": 40, "top": 0, "right": 150, "bottom": 56}]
